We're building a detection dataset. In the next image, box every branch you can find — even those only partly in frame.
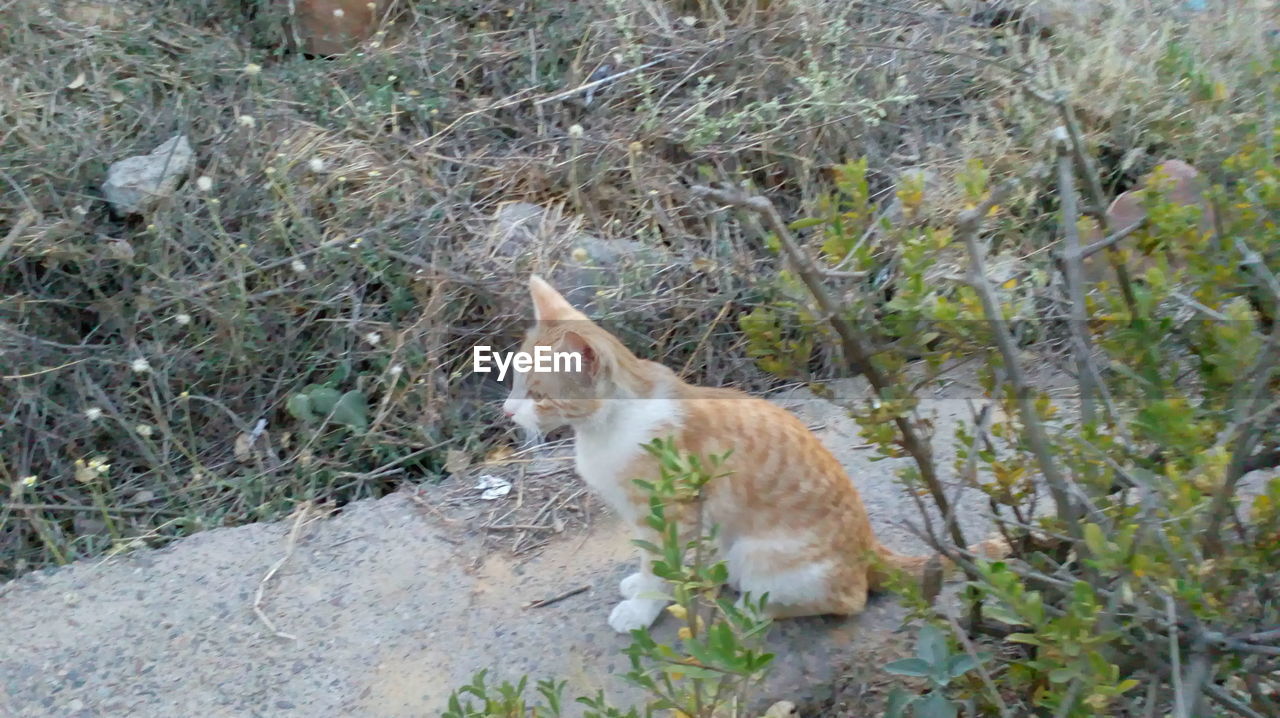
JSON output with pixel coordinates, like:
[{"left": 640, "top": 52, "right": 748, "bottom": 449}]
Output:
[
  {"left": 690, "top": 184, "right": 969, "bottom": 551},
  {"left": 956, "top": 177, "right": 1084, "bottom": 542},
  {"left": 1205, "top": 316, "right": 1280, "bottom": 556},
  {"left": 1054, "top": 126, "right": 1097, "bottom": 426},
  {"left": 1080, "top": 219, "right": 1145, "bottom": 259},
  {"left": 1029, "top": 88, "right": 1140, "bottom": 316}
]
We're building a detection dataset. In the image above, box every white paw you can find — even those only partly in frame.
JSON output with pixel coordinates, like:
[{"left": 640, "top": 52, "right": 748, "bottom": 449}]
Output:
[
  {"left": 619, "top": 572, "right": 650, "bottom": 599},
  {"left": 608, "top": 598, "right": 668, "bottom": 634}
]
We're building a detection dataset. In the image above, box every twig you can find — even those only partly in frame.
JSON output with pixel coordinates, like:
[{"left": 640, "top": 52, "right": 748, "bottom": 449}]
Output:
[
  {"left": 1080, "top": 220, "right": 1144, "bottom": 259},
  {"left": 485, "top": 523, "right": 556, "bottom": 532},
  {"left": 534, "top": 58, "right": 666, "bottom": 106},
  {"left": 1204, "top": 312, "right": 1280, "bottom": 556},
  {"left": 1054, "top": 127, "right": 1096, "bottom": 426},
  {"left": 941, "top": 601, "right": 1014, "bottom": 718},
  {"left": 1031, "top": 88, "right": 1140, "bottom": 316},
  {"left": 404, "top": 486, "right": 462, "bottom": 525},
  {"left": 1176, "top": 638, "right": 1212, "bottom": 718},
  {"left": 524, "top": 584, "right": 590, "bottom": 609},
  {"left": 956, "top": 178, "right": 1084, "bottom": 543},
  {"left": 1205, "top": 683, "right": 1268, "bottom": 718},
  {"left": 689, "top": 184, "right": 968, "bottom": 551},
  {"left": 1, "top": 358, "right": 89, "bottom": 380},
  {"left": 253, "top": 503, "right": 311, "bottom": 642}
]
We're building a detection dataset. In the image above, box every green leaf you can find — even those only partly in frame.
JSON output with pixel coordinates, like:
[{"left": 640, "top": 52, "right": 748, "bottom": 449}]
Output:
[
  {"left": 1006, "top": 633, "right": 1042, "bottom": 646},
  {"left": 788, "top": 217, "right": 827, "bottom": 231},
  {"left": 305, "top": 385, "right": 342, "bottom": 414},
  {"left": 884, "top": 688, "right": 915, "bottom": 718},
  {"left": 1083, "top": 522, "right": 1108, "bottom": 556},
  {"left": 916, "top": 692, "right": 958, "bottom": 718},
  {"left": 884, "top": 658, "right": 933, "bottom": 677},
  {"left": 328, "top": 359, "right": 352, "bottom": 386},
  {"left": 945, "top": 653, "right": 987, "bottom": 679},
  {"left": 285, "top": 393, "right": 315, "bottom": 423},
  {"left": 331, "top": 390, "right": 368, "bottom": 430},
  {"left": 630, "top": 540, "right": 661, "bottom": 555},
  {"left": 916, "top": 624, "right": 948, "bottom": 667}
]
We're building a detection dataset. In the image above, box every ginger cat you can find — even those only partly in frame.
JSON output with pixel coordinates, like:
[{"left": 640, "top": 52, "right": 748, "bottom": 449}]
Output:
[{"left": 503, "top": 276, "right": 1002, "bottom": 633}]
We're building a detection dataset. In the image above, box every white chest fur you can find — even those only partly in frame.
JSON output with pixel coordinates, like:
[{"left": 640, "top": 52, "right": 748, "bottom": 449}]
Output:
[{"left": 573, "top": 398, "right": 681, "bottom": 522}]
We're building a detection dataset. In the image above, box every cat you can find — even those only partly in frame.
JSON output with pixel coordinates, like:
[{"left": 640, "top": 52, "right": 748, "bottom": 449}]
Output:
[{"left": 502, "top": 275, "right": 1005, "bottom": 633}]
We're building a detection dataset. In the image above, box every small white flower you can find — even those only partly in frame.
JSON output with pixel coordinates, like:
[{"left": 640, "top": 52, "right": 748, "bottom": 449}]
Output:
[
  {"left": 237, "top": 115, "right": 256, "bottom": 128},
  {"left": 290, "top": 258, "right": 307, "bottom": 273},
  {"left": 333, "top": 7, "right": 345, "bottom": 17},
  {"left": 196, "top": 176, "right": 213, "bottom": 192},
  {"left": 84, "top": 407, "right": 103, "bottom": 421},
  {"left": 130, "top": 358, "right": 151, "bottom": 374},
  {"left": 308, "top": 158, "right": 325, "bottom": 173},
  {"left": 389, "top": 364, "right": 404, "bottom": 376},
  {"left": 21, "top": 475, "right": 37, "bottom": 488},
  {"left": 135, "top": 424, "right": 154, "bottom": 438},
  {"left": 568, "top": 124, "right": 584, "bottom": 138},
  {"left": 174, "top": 313, "right": 192, "bottom": 326},
  {"left": 244, "top": 63, "right": 262, "bottom": 76},
  {"left": 365, "top": 331, "right": 382, "bottom": 346}
]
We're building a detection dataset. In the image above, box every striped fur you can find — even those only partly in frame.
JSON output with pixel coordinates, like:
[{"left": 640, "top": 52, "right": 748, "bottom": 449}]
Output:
[{"left": 503, "top": 276, "right": 1004, "bottom": 632}]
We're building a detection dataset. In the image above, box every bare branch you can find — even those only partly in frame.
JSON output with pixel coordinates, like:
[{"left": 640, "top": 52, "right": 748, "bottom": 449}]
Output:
[
  {"left": 1054, "top": 127, "right": 1096, "bottom": 426},
  {"left": 956, "top": 178, "right": 1083, "bottom": 540},
  {"left": 1080, "top": 220, "right": 1145, "bottom": 259}
]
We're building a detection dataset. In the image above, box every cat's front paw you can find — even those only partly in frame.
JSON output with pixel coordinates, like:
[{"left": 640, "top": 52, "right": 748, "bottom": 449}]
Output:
[{"left": 608, "top": 598, "right": 668, "bottom": 634}]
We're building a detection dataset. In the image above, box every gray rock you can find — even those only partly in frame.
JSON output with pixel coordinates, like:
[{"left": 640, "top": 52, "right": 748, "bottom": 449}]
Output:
[
  {"left": 101, "top": 134, "right": 193, "bottom": 216},
  {"left": 490, "top": 202, "right": 666, "bottom": 311}
]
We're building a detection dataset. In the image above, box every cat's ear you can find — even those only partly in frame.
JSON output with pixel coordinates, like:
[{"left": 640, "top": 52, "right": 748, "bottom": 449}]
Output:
[
  {"left": 529, "top": 275, "right": 584, "bottom": 322},
  {"left": 559, "top": 330, "right": 605, "bottom": 379}
]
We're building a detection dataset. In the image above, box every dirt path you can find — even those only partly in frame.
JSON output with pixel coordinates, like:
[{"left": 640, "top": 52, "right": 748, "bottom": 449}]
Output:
[{"left": 0, "top": 383, "right": 1056, "bottom": 717}]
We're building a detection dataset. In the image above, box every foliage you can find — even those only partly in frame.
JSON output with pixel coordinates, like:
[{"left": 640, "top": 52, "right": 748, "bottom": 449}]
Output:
[
  {"left": 883, "top": 624, "right": 992, "bottom": 718},
  {"left": 742, "top": 108, "right": 1279, "bottom": 713}
]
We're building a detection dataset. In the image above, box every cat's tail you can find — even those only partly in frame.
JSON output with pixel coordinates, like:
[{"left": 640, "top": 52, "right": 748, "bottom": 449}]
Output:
[{"left": 868, "top": 536, "right": 1010, "bottom": 591}]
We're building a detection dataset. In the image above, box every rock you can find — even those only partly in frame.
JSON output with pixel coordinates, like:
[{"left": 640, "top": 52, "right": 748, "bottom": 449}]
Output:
[
  {"left": 288, "top": 0, "right": 387, "bottom": 56},
  {"left": 490, "top": 202, "right": 666, "bottom": 311},
  {"left": 101, "top": 135, "right": 193, "bottom": 216},
  {"left": 1082, "top": 159, "right": 1213, "bottom": 283}
]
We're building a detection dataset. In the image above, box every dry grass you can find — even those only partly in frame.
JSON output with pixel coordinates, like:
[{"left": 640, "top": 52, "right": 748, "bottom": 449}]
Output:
[{"left": 1, "top": 0, "right": 1275, "bottom": 577}]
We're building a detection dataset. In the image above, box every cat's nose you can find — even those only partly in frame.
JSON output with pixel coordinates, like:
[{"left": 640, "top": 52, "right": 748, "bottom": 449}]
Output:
[{"left": 502, "top": 406, "right": 514, "bottom": 419}]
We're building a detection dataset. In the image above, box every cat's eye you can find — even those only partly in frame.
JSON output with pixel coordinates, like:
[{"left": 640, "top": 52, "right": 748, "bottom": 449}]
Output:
[{"left": 528, "top": 390, "right": 545, "bottom": 402}]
